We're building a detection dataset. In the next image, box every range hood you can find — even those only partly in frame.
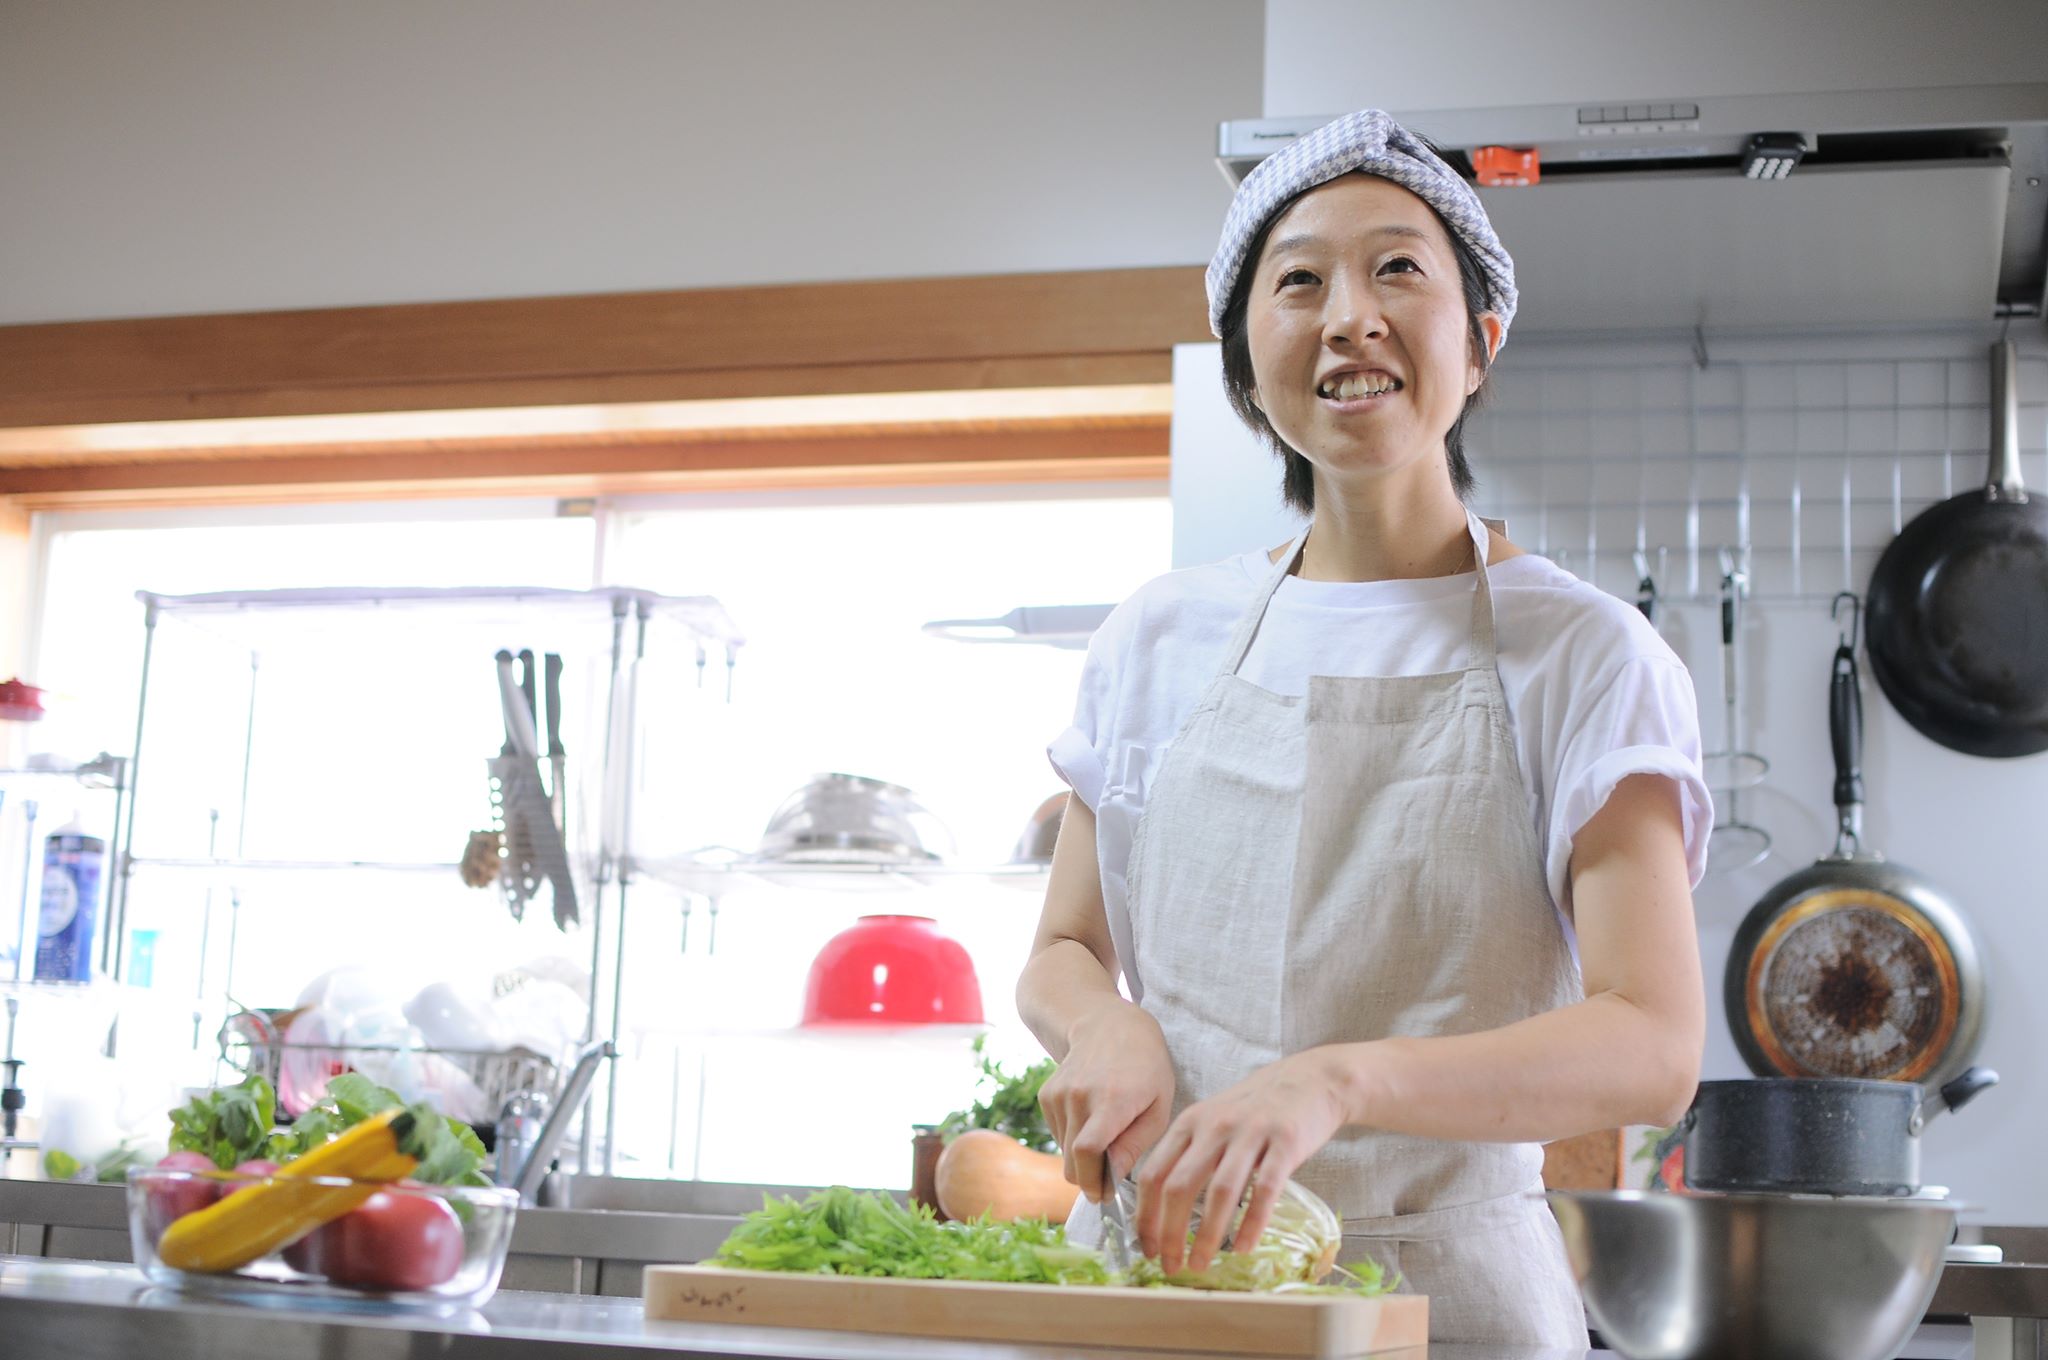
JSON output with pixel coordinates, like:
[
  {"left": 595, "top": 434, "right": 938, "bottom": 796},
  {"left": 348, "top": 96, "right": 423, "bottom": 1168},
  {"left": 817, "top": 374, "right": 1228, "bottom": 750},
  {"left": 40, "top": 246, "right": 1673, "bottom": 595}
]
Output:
[{"left": 1219, "top": 84, "right": 2048, "bottom": 333}]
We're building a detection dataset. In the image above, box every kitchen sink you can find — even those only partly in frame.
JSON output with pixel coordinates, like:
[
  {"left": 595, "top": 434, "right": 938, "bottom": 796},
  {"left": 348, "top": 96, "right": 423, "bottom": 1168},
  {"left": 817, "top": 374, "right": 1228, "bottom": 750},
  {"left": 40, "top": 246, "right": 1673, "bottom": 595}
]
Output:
[{"left": 533, "top": 1172, "right": 885, "bottom": 1214}]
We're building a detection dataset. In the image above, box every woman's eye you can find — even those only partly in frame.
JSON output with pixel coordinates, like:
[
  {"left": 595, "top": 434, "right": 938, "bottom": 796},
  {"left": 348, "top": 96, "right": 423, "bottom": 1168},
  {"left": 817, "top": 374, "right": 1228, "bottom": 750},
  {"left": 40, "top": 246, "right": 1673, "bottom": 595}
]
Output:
[
  {"left": 1380, "top": 256, "right": 1421, "bottom": 275},
  {"left": 1278, "top": 268, "right": 1319, "bottom": 287}
]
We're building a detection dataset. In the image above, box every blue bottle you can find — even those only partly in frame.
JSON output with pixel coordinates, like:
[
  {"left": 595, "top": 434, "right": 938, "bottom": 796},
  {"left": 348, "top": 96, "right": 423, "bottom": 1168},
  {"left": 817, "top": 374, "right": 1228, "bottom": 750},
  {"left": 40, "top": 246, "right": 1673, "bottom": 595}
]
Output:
[{"left": 33, "top": 819, "right": 105, "bottom": 983}]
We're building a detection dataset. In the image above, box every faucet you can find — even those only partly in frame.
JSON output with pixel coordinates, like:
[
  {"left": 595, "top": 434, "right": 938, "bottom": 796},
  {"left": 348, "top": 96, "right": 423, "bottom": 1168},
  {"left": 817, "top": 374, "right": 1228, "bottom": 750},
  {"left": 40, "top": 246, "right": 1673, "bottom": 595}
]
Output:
[{"left": 495, "top": 1039, "right": 614, "bottom": 1205}]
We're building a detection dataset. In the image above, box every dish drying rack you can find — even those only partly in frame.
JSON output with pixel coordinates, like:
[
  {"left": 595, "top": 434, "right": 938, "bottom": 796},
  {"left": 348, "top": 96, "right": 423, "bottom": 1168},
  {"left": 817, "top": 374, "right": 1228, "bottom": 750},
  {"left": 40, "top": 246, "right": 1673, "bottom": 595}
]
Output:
[{"left": 217, "top": 1010, "right": 560, "bottom": 1128}]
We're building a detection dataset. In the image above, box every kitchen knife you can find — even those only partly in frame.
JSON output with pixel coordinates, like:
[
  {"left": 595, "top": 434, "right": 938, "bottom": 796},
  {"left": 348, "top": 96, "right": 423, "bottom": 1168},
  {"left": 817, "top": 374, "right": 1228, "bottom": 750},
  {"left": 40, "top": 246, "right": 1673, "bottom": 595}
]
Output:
[
  {"left": 1098, "top": 1164, "right": 1135, "bottom": 1273},
  {"left": 543, "top": 652, "right": 566, "bottom": 824},
  {"left": 507, "top": 648, "right": 579, "bottom": 931},
  {"left": 489, "top": 650, "right": 538, "bottom": 923}
]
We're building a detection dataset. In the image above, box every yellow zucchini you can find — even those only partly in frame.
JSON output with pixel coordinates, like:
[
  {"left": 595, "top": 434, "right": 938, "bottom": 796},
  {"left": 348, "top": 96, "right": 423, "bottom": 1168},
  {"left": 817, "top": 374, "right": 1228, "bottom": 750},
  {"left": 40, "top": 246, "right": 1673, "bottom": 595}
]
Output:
[{"left": 156, "top": 1106, "right": 429, "bottom": 1273}]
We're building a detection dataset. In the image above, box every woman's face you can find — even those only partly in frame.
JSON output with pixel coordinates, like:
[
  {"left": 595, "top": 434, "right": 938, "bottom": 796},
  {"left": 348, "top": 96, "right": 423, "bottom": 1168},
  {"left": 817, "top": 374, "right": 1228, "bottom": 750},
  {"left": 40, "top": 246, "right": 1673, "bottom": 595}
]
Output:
[{"left": 1244, "top": 174, "right": 1501, "bottom": 496}]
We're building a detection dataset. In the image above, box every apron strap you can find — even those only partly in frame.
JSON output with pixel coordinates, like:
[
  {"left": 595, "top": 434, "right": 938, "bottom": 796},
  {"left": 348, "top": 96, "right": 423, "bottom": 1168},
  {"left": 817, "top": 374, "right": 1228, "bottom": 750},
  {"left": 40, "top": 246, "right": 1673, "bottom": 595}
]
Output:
[
  {"left": 1465, "top": 512, "right": 1502, "bottom": 667},
  {"left": 1222, "top": 512, "right": 1505, "bottom": 680},
  {"left": 1219, "top": 525, "right": 1310, "bottom": 678}
]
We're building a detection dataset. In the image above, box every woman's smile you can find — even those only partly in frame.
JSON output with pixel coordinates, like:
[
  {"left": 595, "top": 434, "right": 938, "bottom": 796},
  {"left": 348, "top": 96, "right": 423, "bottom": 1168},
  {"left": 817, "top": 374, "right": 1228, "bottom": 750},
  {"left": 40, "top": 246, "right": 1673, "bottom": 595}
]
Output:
[
  {"left": 1315, "top": 365, "right": 1405, "bottom": 410},
  {"left": 1246, "top": 174, "right": 1485, "bottom": 490}
]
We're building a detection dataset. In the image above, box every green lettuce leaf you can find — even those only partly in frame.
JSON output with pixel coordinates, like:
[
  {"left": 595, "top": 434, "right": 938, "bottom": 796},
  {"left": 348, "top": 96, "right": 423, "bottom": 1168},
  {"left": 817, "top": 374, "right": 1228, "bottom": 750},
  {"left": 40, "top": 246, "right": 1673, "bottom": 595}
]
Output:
[{"left": 712, "top": 1186, "right": 1109, "bottom": 1285}]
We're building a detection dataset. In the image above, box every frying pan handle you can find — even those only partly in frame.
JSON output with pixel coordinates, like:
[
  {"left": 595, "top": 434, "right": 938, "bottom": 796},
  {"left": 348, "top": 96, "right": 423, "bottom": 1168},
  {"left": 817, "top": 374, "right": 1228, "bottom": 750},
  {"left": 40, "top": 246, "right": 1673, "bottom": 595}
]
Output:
[
  {"left": 1830, "top": 636, "right": 1865, "bottom": 857},
  {"left": 1989, "top": 341, "right": 2026, "bottom": 503}
]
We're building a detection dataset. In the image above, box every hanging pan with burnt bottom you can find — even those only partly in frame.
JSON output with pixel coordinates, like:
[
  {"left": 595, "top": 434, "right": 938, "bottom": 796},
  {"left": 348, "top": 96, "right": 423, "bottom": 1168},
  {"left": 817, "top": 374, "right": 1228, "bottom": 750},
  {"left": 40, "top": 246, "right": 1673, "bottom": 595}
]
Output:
[{"left": 1707, "top": 595, "right": 1997, "bottom": 1195}]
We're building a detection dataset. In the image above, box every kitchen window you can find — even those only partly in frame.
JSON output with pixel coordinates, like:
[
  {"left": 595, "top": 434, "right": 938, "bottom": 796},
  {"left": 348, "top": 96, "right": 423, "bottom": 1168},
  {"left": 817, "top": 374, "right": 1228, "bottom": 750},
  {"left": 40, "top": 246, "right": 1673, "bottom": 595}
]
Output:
[{"left": 14, "top": 483, "right": 1168, "bottom": 1189}]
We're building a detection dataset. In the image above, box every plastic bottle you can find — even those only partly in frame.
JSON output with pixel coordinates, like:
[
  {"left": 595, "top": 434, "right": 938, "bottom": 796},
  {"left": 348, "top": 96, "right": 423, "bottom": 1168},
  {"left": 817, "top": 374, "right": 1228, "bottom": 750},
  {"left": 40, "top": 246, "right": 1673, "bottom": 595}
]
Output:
[{"left": 33, "top": 815, "right": 105, "bottom": 984}]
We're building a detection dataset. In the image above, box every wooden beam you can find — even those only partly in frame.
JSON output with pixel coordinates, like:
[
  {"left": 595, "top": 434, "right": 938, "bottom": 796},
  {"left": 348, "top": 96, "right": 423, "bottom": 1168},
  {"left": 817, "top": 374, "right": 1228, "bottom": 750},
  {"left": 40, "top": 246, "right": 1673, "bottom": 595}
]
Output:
[
  {"left": 12, "top": 457, "right": 1169, "bottom": 513},
  {"left": 0, "top": 384, "right": 1172, "bottom": 466},
  {"left": 0, "top": 422, "right": 1170, "bottom": 508},
  {"left": 0, "top": 267, "right": 1208, "bottom": 429}
]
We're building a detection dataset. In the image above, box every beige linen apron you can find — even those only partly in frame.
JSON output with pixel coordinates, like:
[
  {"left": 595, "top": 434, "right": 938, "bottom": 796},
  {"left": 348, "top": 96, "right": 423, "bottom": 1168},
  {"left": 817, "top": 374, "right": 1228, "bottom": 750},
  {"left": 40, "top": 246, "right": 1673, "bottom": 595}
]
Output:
[{"left": 1080, "top": 511, "right": 1587, "bottom": 1348}]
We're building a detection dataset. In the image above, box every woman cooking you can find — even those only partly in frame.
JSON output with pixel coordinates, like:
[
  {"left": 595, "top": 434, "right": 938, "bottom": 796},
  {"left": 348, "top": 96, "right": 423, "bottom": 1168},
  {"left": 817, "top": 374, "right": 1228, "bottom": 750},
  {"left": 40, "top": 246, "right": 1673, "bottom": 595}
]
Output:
[{"left": 1018, "top": 109, "right": 1711, "bottom": 1348}]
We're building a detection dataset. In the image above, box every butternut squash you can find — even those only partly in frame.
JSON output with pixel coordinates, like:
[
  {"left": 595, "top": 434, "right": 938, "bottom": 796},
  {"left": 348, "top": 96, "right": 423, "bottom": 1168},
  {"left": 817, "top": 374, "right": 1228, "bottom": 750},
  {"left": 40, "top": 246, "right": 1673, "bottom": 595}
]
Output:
[{"left": 933, "top": 1129, "right": 1078, "bottom": 1223}]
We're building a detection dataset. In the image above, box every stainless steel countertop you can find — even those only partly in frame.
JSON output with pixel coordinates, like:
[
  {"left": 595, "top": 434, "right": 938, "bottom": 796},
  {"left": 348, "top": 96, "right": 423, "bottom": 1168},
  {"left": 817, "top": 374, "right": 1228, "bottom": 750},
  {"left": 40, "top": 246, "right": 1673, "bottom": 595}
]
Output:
[{"left": 0, "top": 1255, "right": 1614, "bottom": 1360}]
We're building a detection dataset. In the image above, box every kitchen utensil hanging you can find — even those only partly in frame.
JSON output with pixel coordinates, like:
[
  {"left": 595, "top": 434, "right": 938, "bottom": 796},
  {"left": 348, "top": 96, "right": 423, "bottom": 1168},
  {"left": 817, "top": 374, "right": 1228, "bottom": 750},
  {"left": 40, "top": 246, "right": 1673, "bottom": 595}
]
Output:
[
  {"left": 489, "top": 649, "right": 580, "bottom": 929},
  {"left": 1724, "top": 592, "right": 1987, "bottom": 1089},
  {"left": 1865, "top": 340, "right": 2048, "bottom": 757},
  {"left": 1631, "top": 550, "right": 1659, "bottom": 625},
  {"left": 1704, "top": 552, "right": 1771, "bottom": 873}
]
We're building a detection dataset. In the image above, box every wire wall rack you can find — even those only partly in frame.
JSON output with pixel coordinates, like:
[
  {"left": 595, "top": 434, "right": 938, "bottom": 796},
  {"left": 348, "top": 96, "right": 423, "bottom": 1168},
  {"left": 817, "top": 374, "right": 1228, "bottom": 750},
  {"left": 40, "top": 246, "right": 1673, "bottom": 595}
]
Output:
[{"left": 1465, "top": 352, "right": 2048, "bottom": 609}]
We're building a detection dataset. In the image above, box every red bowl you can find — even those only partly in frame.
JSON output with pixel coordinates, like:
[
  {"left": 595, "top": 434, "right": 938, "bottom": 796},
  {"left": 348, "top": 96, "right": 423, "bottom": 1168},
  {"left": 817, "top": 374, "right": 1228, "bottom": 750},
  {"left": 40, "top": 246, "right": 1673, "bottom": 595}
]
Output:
[{"left": 801, "top": 915, "right": 984, "bottom": 1026}]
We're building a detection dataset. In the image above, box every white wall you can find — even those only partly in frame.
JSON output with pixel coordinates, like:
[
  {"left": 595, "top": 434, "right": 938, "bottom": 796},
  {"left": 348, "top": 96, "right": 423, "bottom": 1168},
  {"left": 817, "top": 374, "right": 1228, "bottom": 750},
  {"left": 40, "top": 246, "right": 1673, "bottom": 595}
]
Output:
[
  {"left": 0, "top": 0, "right": 1262, "bottom": 324},
  {"left": 1170, "top": 322, "right": 2048, "bottom": 1221}
]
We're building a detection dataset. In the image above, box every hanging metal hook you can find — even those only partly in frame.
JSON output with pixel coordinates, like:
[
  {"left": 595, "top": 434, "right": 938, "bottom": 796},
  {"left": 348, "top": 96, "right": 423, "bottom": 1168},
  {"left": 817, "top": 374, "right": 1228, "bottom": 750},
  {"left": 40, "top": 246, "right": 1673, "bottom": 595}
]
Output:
[{"left": 1832, "top": 591, "right": 1861, "bottom": 653}]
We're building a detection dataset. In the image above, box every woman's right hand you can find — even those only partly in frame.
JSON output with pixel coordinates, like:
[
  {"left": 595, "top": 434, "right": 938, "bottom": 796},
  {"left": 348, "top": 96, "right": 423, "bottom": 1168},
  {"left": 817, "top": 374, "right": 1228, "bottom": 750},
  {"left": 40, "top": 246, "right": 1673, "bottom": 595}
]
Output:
[{"left": 1038, "top": 1003, "right": 1176, "bottom": 1199}]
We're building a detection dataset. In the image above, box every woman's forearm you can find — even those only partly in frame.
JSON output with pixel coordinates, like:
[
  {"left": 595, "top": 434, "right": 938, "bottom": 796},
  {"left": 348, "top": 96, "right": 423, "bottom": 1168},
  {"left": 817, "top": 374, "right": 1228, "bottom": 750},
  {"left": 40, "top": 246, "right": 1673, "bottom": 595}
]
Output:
[
  {"left": 1316, "top": 987, "right": 1699, "bottom": 1144},
  {"left": 1017, "top": 938, "right": 1130, "bottom": 1063}
]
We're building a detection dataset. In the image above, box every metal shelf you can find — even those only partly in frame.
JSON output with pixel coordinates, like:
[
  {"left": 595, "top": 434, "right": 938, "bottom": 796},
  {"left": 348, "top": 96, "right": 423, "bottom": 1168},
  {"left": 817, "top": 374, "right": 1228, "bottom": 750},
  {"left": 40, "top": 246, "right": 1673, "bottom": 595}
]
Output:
[
  {"left": 632, "top": 853, "right": 1050, "bottom": 896},
  {"left": 0, "top": 756, "right": 126, "bottom": 791},
  {"left": 105, "top": 580, "right": 744, "bottom": 1185},
  {"left": 124, "top": 856, "right": 467, "bottom": 877}
]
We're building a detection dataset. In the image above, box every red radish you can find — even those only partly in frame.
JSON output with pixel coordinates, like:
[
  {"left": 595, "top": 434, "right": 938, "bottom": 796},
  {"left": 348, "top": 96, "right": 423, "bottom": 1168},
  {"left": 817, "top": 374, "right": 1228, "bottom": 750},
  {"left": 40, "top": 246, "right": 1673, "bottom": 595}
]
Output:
[
  {"left": 145, "top": 1151, "right": 220, "bottom": 1236},
  {"left": 281, "top": 1226, "right": 324, "bottom": 1276},
  {"left": 224, "top": 1158, "right": 280, "bottom": 1199}
]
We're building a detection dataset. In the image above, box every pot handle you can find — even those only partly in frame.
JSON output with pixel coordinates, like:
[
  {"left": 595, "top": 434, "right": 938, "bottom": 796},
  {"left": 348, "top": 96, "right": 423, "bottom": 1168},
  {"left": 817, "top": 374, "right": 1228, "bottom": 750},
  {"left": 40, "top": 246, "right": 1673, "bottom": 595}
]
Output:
[
  {"left": 1913, "top": 1066, "right": 2000, "bottom": 1133},
  {"left": 1829, "top": 593, "right": 1865, "bottom": 858}
]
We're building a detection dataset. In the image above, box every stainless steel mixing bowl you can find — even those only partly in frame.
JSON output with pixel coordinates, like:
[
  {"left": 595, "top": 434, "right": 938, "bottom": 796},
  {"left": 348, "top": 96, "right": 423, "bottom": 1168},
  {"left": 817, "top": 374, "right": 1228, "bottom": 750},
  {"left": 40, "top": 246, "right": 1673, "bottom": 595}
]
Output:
[
  {"left": 755, "top": 773, "right": 954, "bottom": 864},
  {"left": 1546, "top": 1190, "right": 1956, "bottom": 1360}
]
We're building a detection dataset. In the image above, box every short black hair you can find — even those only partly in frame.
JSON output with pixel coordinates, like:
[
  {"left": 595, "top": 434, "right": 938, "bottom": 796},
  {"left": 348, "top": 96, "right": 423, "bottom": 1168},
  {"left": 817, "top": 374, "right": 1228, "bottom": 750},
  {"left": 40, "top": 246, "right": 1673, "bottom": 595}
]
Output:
[{"left": 1216, "top": 174, "right": 1497, "bottom": 516}]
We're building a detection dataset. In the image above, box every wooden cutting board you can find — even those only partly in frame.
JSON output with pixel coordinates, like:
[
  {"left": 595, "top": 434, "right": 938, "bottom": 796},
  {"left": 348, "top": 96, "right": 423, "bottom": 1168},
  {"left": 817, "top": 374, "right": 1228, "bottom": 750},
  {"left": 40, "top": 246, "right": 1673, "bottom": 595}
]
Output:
[{"left": 643, "top": 1265, "right": 1428, "bottom": 1358}]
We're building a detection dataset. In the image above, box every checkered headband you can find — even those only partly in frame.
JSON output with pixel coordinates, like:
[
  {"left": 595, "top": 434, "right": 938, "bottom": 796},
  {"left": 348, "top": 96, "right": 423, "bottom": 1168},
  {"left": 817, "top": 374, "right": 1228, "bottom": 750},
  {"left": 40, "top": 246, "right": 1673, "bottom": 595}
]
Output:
[{"left": 1205, "top": 108, "right": 1517, "bottom": 342}]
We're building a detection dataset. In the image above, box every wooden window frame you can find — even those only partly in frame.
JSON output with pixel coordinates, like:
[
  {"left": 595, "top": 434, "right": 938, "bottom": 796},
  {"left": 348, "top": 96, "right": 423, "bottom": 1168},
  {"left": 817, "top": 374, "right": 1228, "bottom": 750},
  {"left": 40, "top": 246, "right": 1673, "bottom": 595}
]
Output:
[{"left": 0, "top": 267, "right": 1206, "bottom": 510}]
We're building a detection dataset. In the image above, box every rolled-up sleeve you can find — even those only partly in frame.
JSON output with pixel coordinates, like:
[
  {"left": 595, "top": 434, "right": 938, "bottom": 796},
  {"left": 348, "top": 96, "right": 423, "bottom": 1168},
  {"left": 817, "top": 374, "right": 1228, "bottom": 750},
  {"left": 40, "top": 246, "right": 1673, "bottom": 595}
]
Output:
[
  {"left": 1549, "top": 655, "right": 1712, "bottom": 906},
  {"left": 1046, "top": 617, "right": 1122, "bottom": 813}
]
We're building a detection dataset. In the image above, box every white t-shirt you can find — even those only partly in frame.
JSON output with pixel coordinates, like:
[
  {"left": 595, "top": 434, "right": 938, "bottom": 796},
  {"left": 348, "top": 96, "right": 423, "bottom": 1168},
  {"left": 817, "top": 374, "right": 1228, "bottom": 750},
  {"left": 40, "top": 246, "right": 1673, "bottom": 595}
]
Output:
[{"left": 1048, "top": 547, "right": 1711, "bottom": 956}]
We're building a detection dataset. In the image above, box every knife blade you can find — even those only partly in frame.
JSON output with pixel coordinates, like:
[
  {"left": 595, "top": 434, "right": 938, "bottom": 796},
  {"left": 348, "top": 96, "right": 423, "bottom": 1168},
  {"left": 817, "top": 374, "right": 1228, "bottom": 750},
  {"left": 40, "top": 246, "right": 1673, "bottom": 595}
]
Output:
[{"left": 1098, "top": 1163, "right": 1135, "bottom": 1273}]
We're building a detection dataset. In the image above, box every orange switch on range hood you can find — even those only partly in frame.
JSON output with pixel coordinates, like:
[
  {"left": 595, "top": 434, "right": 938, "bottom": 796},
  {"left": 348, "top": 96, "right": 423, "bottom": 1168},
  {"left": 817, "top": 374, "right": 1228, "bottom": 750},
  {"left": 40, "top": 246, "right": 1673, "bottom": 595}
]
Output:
[{"left": 1473, "top": 146, "right": 1541, "bottom": 187}]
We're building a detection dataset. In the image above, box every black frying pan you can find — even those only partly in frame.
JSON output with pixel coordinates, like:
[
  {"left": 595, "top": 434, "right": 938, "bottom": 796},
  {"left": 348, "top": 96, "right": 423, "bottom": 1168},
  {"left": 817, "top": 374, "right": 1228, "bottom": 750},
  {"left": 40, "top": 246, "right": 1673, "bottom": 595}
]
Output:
[
  {"left": 1725, "top": 598, "right": 1986, "bottom": 1091},
  {"left": 1865, "top": 341, "right": 2048, "bottom": 758}
]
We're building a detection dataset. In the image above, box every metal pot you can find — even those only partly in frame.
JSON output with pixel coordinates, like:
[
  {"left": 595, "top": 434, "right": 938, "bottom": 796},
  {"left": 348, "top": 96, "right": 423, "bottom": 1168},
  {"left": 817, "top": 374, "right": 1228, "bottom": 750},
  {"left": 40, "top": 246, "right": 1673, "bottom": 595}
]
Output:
[{"left": 1680, "top": 1067, "right": 1998, "bottom": 1196}]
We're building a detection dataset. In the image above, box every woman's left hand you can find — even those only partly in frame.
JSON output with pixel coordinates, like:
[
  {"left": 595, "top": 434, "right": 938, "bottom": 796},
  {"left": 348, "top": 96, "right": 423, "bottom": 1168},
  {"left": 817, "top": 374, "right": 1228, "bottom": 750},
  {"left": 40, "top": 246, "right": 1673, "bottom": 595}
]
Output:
[{"left": 1133, "top": 1046, "right": 1350, "bottom": 1274}]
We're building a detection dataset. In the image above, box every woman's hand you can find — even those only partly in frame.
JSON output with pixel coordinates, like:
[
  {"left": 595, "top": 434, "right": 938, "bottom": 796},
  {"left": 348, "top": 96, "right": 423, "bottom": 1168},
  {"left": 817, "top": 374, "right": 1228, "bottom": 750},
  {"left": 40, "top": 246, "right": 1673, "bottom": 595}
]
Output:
[
  {"left": 1037, "top": 1003, "right": 1176, "bottom": 1201},
  {"left": 1134, "top": 1047, "right": 1349, "bottom": 1274}
]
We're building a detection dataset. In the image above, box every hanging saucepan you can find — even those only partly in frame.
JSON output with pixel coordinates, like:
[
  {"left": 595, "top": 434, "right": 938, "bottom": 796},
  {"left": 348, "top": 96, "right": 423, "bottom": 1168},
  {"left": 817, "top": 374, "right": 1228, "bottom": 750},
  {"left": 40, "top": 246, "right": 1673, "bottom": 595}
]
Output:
[
  {"left": 1705, "top": 595, "right": 1996, "bottom": 1194},
  {"left": 1866, "top": 341, "right": 2048, "bottom": 757}
]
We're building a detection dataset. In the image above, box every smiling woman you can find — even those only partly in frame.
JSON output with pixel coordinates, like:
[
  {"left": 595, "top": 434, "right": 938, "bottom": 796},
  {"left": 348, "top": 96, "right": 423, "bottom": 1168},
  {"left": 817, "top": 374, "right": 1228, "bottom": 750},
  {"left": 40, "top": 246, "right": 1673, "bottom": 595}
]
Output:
[
  {"left": 1219, "top": 179, "right": 1500, "bottom": 514},
  {"left": 1017, "top": 109, "right": 1711, "bottom": 1350}
]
